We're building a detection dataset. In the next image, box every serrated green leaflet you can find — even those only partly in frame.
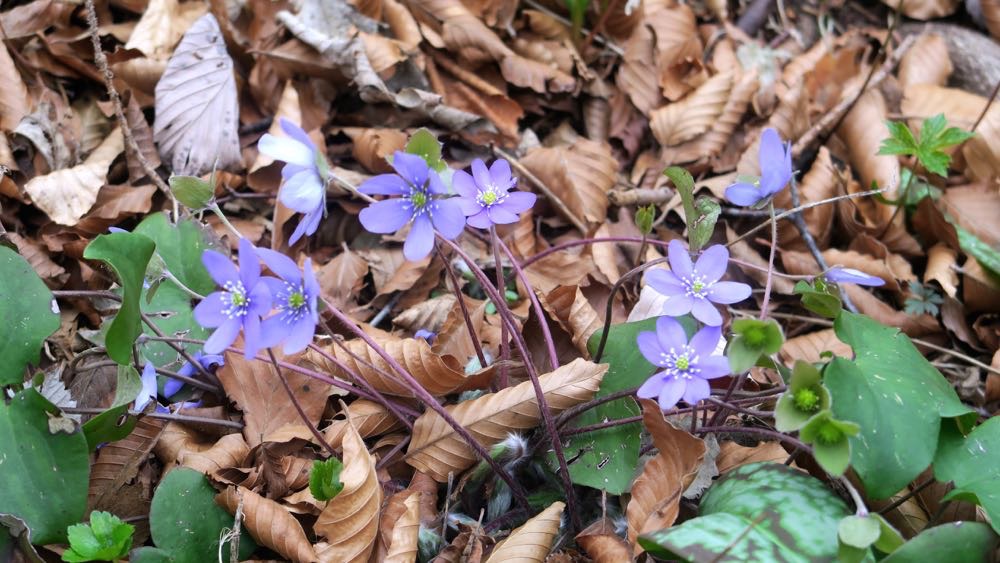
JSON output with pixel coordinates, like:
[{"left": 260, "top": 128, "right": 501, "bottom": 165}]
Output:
[
  {"left": 63, "top": 511, "right": 134, "bottom": 562},
  {"left": 826, "top": 312, "right": 973, "bottom": 499},
  {"left": 309, "top": 457, "right": 345, "bottom": 501},
  {"left": 0, "top": 246, "right": 60, "bottom": 385},
  {"left": 882, "top": 522, "right": 997, "bottom": 563},
  {"left": 639, "top": 463, "right": 850, "bottom": 562},
  {"left": 146, "top": 468, "right": 255, "bottom": 562},
  {"left": 0, "top": 389, "right": 89, "bottom": 545},
  {"left": 83, "top": 232, "right": 156, "bottom": 365},
  {"left": 934, "top": 417, "right": 1000, "bottom": 534}
]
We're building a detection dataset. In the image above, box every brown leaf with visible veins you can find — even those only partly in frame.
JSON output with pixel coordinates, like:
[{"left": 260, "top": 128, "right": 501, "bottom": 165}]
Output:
[
  {"left": 485, "top": 501, "right": 565, "bottom": 562},
  {"left": 576, "top": 517, "right": 633, "bottom": 562},
  {"left": 217, "top": 347, "right": 330, "bottom": 447},
  {"left": 89, "top": 417, "right": 165, "bottom": 510},
  {"left": 314, "top": 415, "right": 382, "bottom": 563},
  {"left": 318, "top": 246, "right": 369, "bottom": 312},
  {"left": 651, "top": 70, "right": 732, "bottom": 146},
  {"left": 381, "top": 491, "right": 421, "bottom": 563},
  {"left": 898, "top": 33, "right": 952, "bottom": 89},
  {"left": 347, "top": 128, "right": 408, "bottom": 174},
  {"left": 307, "top": 336, "right": 494, "bottom": 398},
  {"left": 781, "top": 329, "right": 852, "bottom": 366},
  {"left": 0, "top": 42, "right": 29, "bottom": 130},
  {"left": 406, "top": 358, "right": 607, "bottom": 481},
  {"left": 716, "top": 441, "right": 791, "bottom": 474},
  {"left": 217, "top": 486, "right": 319, "bottom": 563},
  {"left": 924, "top": 243, "right": 959, "bottom": 297},
  {"left": 323, "top": 399, "right": 404, "bottom": 449},
  {"left": 627, "top": 400, "right": 706, "bottom": 553},
  {"left": 539, "top": 285, "right": 603, "bottom": 357},
  {"left": 520, "top": 138, "right": 617, "bottom": 229}
]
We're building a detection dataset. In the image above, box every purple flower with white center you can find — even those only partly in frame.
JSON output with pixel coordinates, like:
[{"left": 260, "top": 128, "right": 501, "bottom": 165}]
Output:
[
  {"left": 646, "top": 240, "right": 752, "bottom": 326},
  {"left": 453, "top": 159, "right": 536, "bottom": 228},
  {"left": 824, "top": 267, "right": 886, "bottom": 287},
  {"left": 256, "top": 248, "right": 320, "bottom": 354},
  {"left": 163, "top": 352, "right": 225, "bottom": 398},
  {"left": 637, "top": 317, "right": 731, "bottom": 410},
  {"left": 725, "top": 128, "right": 793, "bottom": 207},
  {"left": 193, "top": 238, "right": 272, "bottom": 359},
  {"left": 358, "top": 151, "right": 466, "bottom": 261},
  {"left": 258, "top": 118, "right": 329, "bottom": 244}
]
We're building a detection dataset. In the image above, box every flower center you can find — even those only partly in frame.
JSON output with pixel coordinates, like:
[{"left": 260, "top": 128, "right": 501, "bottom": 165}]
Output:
[
  {"left": 675, "top": 356, "right": 690, "bottom": 371},
  {"left": 477, "top": 186, "right": 506, "bottom": 208},
  {"left": 222, "top": 280, "right": 250, "bottom": 318},
  {"left": 793, "top": 387, "right": 822, "bottom": 413},
  {"left": 658, "top": 346, "right": 700, "bottom": 380},
  {"left": 481, "top": 190, "right": 498, "bottom": 205},
  {"left": 685, "top": 273, "right": 712, "bottom": 298},
  {"left": 816, "top": 423, "right": 843, "bottom": 445},
  {"left": 277, "top": 282, "right": 310, "bottom": 323},
  {"left": 287, "top": 291, "right": 306, "bottom": 310},
  {"left": 411, "top": 191, "right": 428, "bottom": 209}
]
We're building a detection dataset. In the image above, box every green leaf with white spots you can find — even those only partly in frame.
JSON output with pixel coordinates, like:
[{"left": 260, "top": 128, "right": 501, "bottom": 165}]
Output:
[
  {"left": 0, "top": 246, "right": 60, "bottom": 386},
  {"left": 882, "top": 522, "right": 997, "bottom": 563},
  {"left": 934, "top": 417, "right": 1000, "bottom": 534},
  {"left": 826, "top": 313, "right": 974, "bottom": 499},
  {"left": 639, "top": 462, "right": 851, "bottom": 562}
]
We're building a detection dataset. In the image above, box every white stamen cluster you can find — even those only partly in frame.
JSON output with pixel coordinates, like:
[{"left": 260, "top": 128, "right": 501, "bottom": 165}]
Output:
[
  {"left": 658, "top": 345, "right": 700, "bottom": 380},
  {"left": 221, "top": 280, "right": 250, "bottom": 319},
  {"left": 276, "top": 281, "right": 309, "bottom": 324},
  {"left": 683, "top": 272, "right": 713, "bottom": 298}
]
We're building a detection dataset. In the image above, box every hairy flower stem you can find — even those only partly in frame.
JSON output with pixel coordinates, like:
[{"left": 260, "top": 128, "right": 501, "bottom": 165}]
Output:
[
  {"left": 760, "top": 202, "right": 777, "bottom": 321},
  {"left": 494, "top": 232, "right": 560, "bottom": 371},
  {"left": 593, "top": 257, "right": 670, "bottom": 363},
  {"left": 435, "top": 244, "right": 488, "bottom": 370},
  {"left": 841, "top": 476, "right": 869, "bottom": 517},
  {"left": 438, "top": 236, "right": 582, "bottom": 532},
  {"left": 266, "top": 348, "right": 337, "bottom": 456},
  {"left": 319, "top": 294, "right": 532, "bottom": 513},
  {"left": 489, "top": 227, "right": 512, "bottom": 386}
]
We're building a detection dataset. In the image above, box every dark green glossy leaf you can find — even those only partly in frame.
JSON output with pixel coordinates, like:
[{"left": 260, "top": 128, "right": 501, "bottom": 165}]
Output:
[
  {"left": 882, "top": 522, "right": 997, "bottom": 563},
  {"left": 793, "top": 280, "right": 842, "bottom": 319},
  {"left": 827, "top": 313, "right": 973, "bottom": 498},
  {"left": 0, "top": 246, "right": 60, "bottom": 386},
  {"left": 0, "top": 389, "right": 89, "bottom": 544},
  {"left": 690, "top": 196, "right": 721, "bottom": 252},
  {"left": 82, "top": 405, "right": 137, "bottom": 451},
  {"left": 83, "top": 233, "right": 156, "bottom": 365},
  {"left": 934, "top": 417, "right": 1000, "bottom": 534},
  {"left": 639, "top": 462, "right": 851, "bottom": 562},
  {"left": 133, "top": 213, "right": 216, "bottom": 295}
]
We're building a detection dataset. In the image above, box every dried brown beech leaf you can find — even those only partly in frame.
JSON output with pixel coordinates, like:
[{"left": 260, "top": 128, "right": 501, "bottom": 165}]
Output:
[
  {"left": 942, "top": 184, "right": 1000, "bottom": 249},
  {"left": 539, "top": 285, "right": 603, "bottom": 357},
  {"left": 406, "top": 358, "right": 607, "bottom": 481},
  {"left": 716, "top": 441, "right": 791, "bottom": 474},
  {"left": 6, "top": 232, "right": 67, "bottom": 285},
  {"left": 178, "top": 432, "right": 250, "bottom": 475},
  {"left": 393, "top": 294, "right": 458, "bottom": 334},
  {"left": 314, "top": 416, "right": 382, "bottom": 563},
  {"left": 882, "top": 0, "right": 960, "bottom": 20},
  {"left": 576, "top": 517, "right": 633, "bottom": 562},
  {"left": 323, "top": 399, "right": 404, "bottom": 449},
  {"left": 836, "top": 89, "right": 899, "bottom": 207},
  {"left": 898, "top": 33, "right": 952, "bottom": 89},
  {"left": 125, "top": 0, "right": 207, "bottom": 59},
  {"left": 925, "top": 243, "right": 959, "bottom": 297},
  {"left": 307, "top": 336, "right": 493, "bottom": 398},
  {"left": 217, "top": 486, "right": 319, "bottom": 563},
  {"left": 485, "top": 501, "right": 565, "bottom": 562},
  {"left": 383, "top": 491, "right": 420, "bottom": 563},
  {"left": 650, "top": 70, "right": 732, "bottom": 146},
  {"left": 618, "top": 23, "right": 660, "bottom": 115},
  {"left": 318, "top": 246, "right": 369, "bottom": 312},
  {"left": 122, "top": 93, "right": 161, "bottom": 184},
  {"left": 645, "top": 0, "right": 705, "bottom": 101},
  {"left": 347, "top": 128, "right": 407, "bottom": 173},
  {"left": 523, "top": 248, "right": 596, "bottom": 294},
  {"left": 661, "top": 69, "right": 758, "bottom": 166},
  {"left": 725, "top": 226, "right": 794, "bottom": 295},
  {"left": 218, "top": 348, "right": 329, "bottom": 447},
  {"left": 360, "top": 32, "right": 407, "bottom": 73},
  {"left": 0, "top": 42, "right": 29, "bottom": 130},
  {"left": 963, "top": 256, "right": 1000, "bottom": 314},
  {"left": 384, "top": 0, "right": 422, "bottom": 49},
  {"left": 24, "top": 129, "right": 123, "bottom": 226},
  {"left": 780, "top": 329, "right": 852, "bottom": 366},
  {"left": 983, "top": 0, "right": 1000, "bottom": 41},
  {"left": 520, "top": 138, "right": 618, "bottom": 228},
  {"left": 772, "top": 146, "right": 838, "bottom": 249},
  {"left": 434, "top": 526, "right": 489, "bottom": 563},
  {"left": 89, "top": 417, "right": 165, "bottom": 510},
  {"left": 153, "top": 13, "right": 241, "bottom": 176},
  {"left": 627, "top": 400, "right": 706, "bottom": 553}
]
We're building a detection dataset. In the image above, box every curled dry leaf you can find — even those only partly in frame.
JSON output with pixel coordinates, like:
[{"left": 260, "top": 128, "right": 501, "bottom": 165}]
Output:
[
  {"left": 314, "top": 415, "right": 382, "bottom": 563},
  {"left": 835, "top": 88, "right": 899, "bottom": 208},
  {"left": 523, "top": 248, "right": 597, "bottom": 294},
  {"left": 646, "top": 0, "right": 705, "bottom": 101},
  {"left": 576, "top": 518, "right": 633, "bottom": 563},
  {"left": 618, "top": 23, "right": 661, "bottom": 115},
  {"left": 406, "top": 358, "right": 607, "bottom": 481},
  {"left": 88, "top": 417, "right": 165, "bottom": 510},
  {"left": 0, "top": 42, "right": 29, "bottom": 130},
  {"left": 882, "top": 0, "right": 960, "bottom": 20},
  {"left": 307, "top": 336, "right": 493, "bottom": 398},
  {"left": 153, "top": 13, "right": 242, "bottom": 175},
  {"left": 348, "top": 128, "right": 408, "bottom": 174},
  {"left": 519, "top": 138, "right": 618, "bottom": 228},
  {"left": 217, "top": 486, "right": 319, "bottom": 563},
  {"left": 178, "top": 432, "right": 250, "bottom": 475},
  {"left": 942, "top": 184, "right": 1000, "bottom": 249},
  {"left": 393, "top": 293, "right": 458, "bottom": 334},
  {"left": 924, "top": 242, "right": 959, "bottom": 297},
  {"left": 383, "top": 491, "right": 420, "bottom": 563},
  {"left": 627, "top": 399, "right": 706, "bottom": 553},
  {"left": 539, "top": 285, "right": 603, "bottom": 357},
  {"left": 716, "top": 441, "right": 791, "bottom": 474},
  {"left": 898, "top": 33, "right": 952, "bottom": 89},
  {"left": 323, "top": 399, "right": 404, "bottom": 449},
  {"left": 485, "top": 501, "right": 565, "bottom": 562},
  {"left": 318, "top": 246, "right": 369, "bottom": 312},
  {"left": 780, "top": 329, "right": 852, "bottom": 366},
  {"left": 23, "top": 129, "right": 124, "bottom": 226},
  {"left": 650, "top": 70, "right": 732, "bottom": 146},
  {"left": 124, "top": 0, "right": 207, "bottom": 59},
  {"left": 217, "top": 347, "right": 329, "bottom": 447},
  {"left": 6, "top": 232, "right": 67, "bottom": 285}
]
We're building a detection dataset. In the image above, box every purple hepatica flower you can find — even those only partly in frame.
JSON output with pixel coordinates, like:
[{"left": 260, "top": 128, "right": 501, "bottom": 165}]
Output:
[
  {"left": 256, "top": 248, "right": 320, "bottom": 354},
  {"left": 136, "top": 362, "right": 167, "bottom": 414},
  {"left": 647, "top": 240, "right": 752, "bottom": 326},
  {"left": 358, "top": 151, "right": 465, "bottom": 261},
  {"left": 453, "top": 159, "right": 536, "bottom": 228},
  {"left": 194, "top": 238, "right": 272, "bottom": 359},
  {"left": 414, "top": 329, "right": 436, "bottom": 343},
  {"left": 637, "top": 317, "right": 731, "bottom": 410},
  {"left": 825, "top": 267, "right": 886, "bottom": 287},
  {"left": 258, "top": 118, "right": 329, "bottom": 244},
  {"left": 164, "top": 352, "right": 225, "bottom": 398},
  {"left": 725, "top": 127, "right": 793, "bottom": 207}
]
